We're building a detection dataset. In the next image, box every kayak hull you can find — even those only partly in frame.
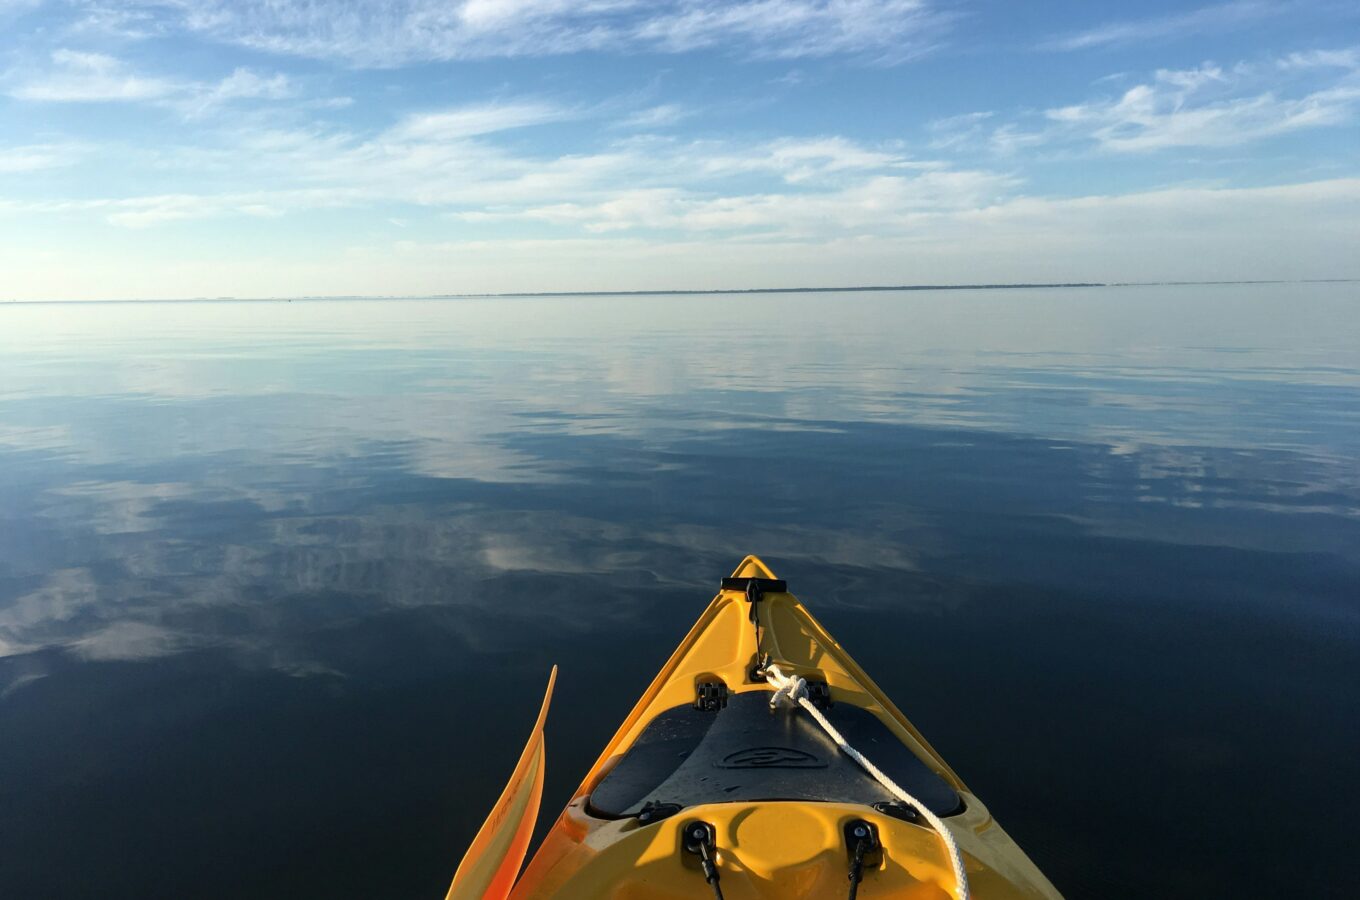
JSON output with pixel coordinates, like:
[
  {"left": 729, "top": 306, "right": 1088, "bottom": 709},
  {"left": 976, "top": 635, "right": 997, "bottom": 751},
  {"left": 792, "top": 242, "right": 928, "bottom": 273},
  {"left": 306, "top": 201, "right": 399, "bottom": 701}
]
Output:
[{"left": 505, "top": 556, "right": 1062, "bottom": 898}]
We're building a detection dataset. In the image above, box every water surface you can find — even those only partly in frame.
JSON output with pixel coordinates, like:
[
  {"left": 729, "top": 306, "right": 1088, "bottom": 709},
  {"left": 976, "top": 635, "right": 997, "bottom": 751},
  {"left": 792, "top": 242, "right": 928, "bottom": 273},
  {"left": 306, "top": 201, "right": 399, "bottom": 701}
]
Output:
[{"left": 1, "top": 284, "right": 1357, "bottom": 898}]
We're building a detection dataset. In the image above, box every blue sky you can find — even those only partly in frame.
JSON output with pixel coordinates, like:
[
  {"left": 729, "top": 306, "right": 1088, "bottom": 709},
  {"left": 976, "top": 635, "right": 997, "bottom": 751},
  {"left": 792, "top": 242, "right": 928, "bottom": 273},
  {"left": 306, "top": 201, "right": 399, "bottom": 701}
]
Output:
[{"left": 1, "top": 0, "right": 1357, "bottom": 299}]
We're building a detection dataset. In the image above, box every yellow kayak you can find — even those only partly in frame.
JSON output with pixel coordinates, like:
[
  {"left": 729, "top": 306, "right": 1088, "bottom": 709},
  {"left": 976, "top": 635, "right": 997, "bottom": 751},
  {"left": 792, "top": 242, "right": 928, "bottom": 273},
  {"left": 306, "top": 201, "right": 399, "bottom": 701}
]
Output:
[{"left": 450, "top": 556, "right": 1062, "bottom": 899}]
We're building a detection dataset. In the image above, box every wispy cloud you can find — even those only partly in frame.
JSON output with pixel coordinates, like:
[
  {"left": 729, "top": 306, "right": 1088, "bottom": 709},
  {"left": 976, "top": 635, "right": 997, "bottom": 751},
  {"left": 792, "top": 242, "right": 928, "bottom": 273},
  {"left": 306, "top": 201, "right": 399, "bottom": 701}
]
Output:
[
  {"left": 9, "top": 49, "right": 180, "bottom": 101},
  {"left": 1277, "top": 45, "right": 1360, "bottom": 70},
  {"left": 7, "top": 49, "right": 294, "bottom": 115},
  {"left": 5, "top": 42, "right": 1358, "bottom": 238},
  {"left": 18, "top": 178, "right": 1357, "bottom": 299},
  {"left": 65, "top": 3, "right": 169, "bottom": 40},
  {"left": 0, "top": 142, "right": 82, "bottom": 173},
  {"left": 617, "top": 103, "right": 692, "bottom": 129},
  {"left": 929, "top": 52, "right": 1360, "bottom": 154},
  {"left": 460, "top": 169, "right": 1019, "bottom": 236},
  {"left": 3, "top": 189, "right": 359, "bottom": 229},
  {"left": 1046, "top": 62, "right": 1360, "bottom": 151},
  {"left": 182, "top": 67, "right": 293, "bottom": 115},
  {"left": 145, "top": 0, "right": 949, "bottom": 66},
  {"left": 291, "top": 176, "right": 1360, "bottom": 289},
  {"left": 1, "top": 3, "right": 1356, "bottom": 297},
  {"left": 631, "top": 0, "right": 945, "bottom": 61},
  {"left": 926, "top": 110, "right": 994, "bottom": 149},
  {"left": 386, "top": 101, "right": 574, "bottom": 141},
  {"left": 0, "top": 101, "right": 986, "bottom": 234},
  {"left": 1043, "top": 1, "right": 1286, "bottom": 51}
]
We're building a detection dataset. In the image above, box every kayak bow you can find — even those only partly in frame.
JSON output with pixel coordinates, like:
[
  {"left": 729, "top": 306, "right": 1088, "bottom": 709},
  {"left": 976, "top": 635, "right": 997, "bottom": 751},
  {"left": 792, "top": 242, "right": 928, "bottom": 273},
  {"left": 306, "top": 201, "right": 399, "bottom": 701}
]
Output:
[{"left": 450, "top": 556, "right": 1062, "bottom": 899}]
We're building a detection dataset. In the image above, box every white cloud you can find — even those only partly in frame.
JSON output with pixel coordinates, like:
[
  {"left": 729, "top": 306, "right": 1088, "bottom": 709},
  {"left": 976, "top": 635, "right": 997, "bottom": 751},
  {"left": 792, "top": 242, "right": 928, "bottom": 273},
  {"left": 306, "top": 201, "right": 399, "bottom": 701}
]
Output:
[
  {"left": 176, "top": 67, "right": 294, "bottom": 117},
  {"left": 104, "top": 195, "right": 286, "bottom": 228},
  {"left": 10, "top": 178, "right": 1354, "bottom": 300},
  {"left": 280, "top": 174, "right": 1358, "bottom": 287},
  {"left": 66, "top": 3, "right": 167, "bottom": 40},
  {"left": 386, "top": 101, "right": 573, "bottom": 141},
  {"left": 467, "top": 168, "right": 1018, "bottom": 235},
  {"left": 0, "top": 142, "right": 82, "bottom": 173},
  {"left": 756, "top": 136, "right": 910, "bottom": 181},
  {"left": 927, "top": 111, "right": 995, "bottom": 150},
  {"left": 928, "top": 110, "right": 993, "bottom": 131},
  {"left": 0, "top": 21, "right": 1355, "bottom": 301},
  {"left": 925, "top": 49, "right": 1360, "bottom": 156},
  {"left": 1278, "top": 46, "right": 1360, "bottom": 71},
  {"left": 6, "top": 86, "right": 940, "bottom": 218},
  {"left": 9, "top": 49, "right": 180, "bottom": 101},
  {"left": 987, "top": 123, "right": 1048, "bottom": 155},
  {"left": 204, "top": 67, "right": 292, "bottom": 103},
  {"left": 7, "top": 49, "right": 296, "bottom": 116},
  {"left": 4, "top": 48, "right": 1353, "bottom": 242},
  {"left": 1043, "top": 1, "right": 1285, "bottom": 51},
  {"left": 1045, "top": 63, "right": 1360, "bottom": 151},
  {"left": 618, "top": 103, "right": 692, "bottom": 129},
  {"left": 139, "top": 0, "right": 948, "bottom": 66},
  {"left": 632, "top": 0, "right": 943, "bottom": 61},
  {"left": 0, "top": 123, "right": 959, "bottom": 232},
  {"left": 1, "top": 188, "right": 360, "bottom": 228}
]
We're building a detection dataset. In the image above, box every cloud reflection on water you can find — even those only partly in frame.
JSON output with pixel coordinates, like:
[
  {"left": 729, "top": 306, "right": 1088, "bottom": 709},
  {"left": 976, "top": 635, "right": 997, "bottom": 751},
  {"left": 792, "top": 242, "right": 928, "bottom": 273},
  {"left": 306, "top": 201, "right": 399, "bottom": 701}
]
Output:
[{"left": 0, "top": 285, "right": 1357, "bottom": 898}]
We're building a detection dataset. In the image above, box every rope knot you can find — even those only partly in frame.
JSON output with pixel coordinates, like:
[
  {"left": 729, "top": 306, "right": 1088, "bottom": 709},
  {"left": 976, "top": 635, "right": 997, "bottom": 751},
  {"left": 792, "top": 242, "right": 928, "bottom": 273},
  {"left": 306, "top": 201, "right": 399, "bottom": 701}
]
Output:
[{"left": 765, "top": 664, "right": 809, "bottom": 709}]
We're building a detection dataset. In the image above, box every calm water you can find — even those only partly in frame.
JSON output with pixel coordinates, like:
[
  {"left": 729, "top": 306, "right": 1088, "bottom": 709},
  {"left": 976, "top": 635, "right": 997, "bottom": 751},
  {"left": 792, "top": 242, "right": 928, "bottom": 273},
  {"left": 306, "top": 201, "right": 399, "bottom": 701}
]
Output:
[{"left": 1, "top": 285, "right": 1357, "bottom": 898}]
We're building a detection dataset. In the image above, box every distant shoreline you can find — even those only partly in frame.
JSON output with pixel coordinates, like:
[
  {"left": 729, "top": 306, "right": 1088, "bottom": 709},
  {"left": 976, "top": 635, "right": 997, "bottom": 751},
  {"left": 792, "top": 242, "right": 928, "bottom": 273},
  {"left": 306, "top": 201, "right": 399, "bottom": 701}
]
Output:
[{"left": 4, "top": 278, "right": 1355, "bottom": 304}]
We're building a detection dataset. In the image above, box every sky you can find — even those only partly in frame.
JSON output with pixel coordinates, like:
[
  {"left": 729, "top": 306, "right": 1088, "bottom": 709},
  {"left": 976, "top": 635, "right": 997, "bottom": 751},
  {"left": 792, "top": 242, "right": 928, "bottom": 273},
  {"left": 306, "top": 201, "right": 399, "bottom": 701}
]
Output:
[{"left": 0, "top": 0, "right": 1357, "bottom": 300}]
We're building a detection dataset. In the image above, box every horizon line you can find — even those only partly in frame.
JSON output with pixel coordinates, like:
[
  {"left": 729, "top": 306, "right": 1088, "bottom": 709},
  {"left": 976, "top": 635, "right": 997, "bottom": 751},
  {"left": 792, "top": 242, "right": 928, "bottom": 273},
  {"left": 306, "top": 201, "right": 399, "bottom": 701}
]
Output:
[{"left": 4, "top": 278, "right": 1357, "bottom": 305}]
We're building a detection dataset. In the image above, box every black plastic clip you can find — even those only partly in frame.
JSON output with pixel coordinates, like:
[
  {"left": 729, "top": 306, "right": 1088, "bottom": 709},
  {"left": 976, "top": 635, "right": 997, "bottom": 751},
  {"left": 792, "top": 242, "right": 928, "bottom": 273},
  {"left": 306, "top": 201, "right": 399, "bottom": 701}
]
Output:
[
  {"left": 871, "top": 800, "right": 920, "bottom": 822},
  {"left": 695, "top": 680, "right": 728, "bottom": 712},
  {"left": 636, "top": 801, "right": 681, "bottom": 825},
  {"left": 745, "top": 577, "right": 763, "bottom": 625},
  {"left": 721, "top": 576, "right": 788, "bottom": 594}
]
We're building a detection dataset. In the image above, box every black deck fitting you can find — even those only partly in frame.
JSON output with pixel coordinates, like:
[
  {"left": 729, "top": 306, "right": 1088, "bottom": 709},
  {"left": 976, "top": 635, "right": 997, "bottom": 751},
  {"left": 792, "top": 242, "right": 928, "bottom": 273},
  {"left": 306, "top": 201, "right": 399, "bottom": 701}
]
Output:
[{"left": 721, "top": 577, "right": 788, "bottom": 594}]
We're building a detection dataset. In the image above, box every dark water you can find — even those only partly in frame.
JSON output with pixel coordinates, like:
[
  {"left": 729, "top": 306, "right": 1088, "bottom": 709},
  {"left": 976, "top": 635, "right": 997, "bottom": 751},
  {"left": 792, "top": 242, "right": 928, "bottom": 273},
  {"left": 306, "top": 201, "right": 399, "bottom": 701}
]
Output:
[{"left": 1, "top": 285, "right": 1357, "bottom": 899}]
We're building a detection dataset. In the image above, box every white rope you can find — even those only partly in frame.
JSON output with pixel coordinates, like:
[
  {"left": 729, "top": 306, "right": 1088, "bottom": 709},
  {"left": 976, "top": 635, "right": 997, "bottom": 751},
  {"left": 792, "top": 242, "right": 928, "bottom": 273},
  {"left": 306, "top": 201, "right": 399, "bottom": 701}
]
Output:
[{"left": 764, "top": 664, "right": 970, "bottom": 900}]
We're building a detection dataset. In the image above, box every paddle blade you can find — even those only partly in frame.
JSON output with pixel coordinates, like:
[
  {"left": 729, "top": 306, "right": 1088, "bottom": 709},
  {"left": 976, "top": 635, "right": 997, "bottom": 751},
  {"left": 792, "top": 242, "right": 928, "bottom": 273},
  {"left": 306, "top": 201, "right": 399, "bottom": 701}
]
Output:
[{"left": 445, "top": 666, "right": 557, "bottom": 900}]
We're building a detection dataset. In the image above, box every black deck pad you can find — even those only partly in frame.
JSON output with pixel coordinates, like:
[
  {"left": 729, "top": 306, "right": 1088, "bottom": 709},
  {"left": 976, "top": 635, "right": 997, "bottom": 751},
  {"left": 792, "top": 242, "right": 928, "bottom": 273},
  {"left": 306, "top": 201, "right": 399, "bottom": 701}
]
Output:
[{"left": 588, "top": 691, "right": 962, "bottom": 818}]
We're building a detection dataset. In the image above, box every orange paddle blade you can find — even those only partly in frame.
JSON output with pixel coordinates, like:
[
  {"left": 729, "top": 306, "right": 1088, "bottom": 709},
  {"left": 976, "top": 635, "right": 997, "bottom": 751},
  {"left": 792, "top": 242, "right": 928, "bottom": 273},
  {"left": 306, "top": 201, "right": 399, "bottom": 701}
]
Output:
[{"left": 445, "top": 666, "right": 557, "bottom": 900}]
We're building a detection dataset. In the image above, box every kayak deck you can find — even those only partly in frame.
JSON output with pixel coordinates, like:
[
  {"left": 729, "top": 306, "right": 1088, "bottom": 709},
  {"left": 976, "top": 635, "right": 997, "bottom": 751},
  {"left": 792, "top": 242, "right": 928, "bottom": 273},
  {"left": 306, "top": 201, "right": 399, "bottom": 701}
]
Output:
[
  {"left": 500, "top": 556, "right": 1062, "bottom": 898},
  {"left": 587, "top": 689, "right": 962, "bottom": 818}
]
